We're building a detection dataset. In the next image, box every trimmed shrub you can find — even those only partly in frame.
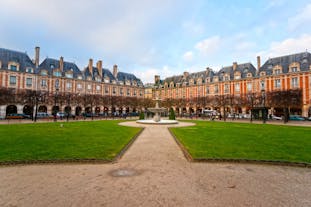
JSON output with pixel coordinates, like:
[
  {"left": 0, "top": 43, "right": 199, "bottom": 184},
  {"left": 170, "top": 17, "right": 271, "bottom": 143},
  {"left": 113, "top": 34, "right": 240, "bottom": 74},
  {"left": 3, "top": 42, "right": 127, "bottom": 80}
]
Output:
[{"left": 139, "top": 112, "right": 145, "bottom": 120}]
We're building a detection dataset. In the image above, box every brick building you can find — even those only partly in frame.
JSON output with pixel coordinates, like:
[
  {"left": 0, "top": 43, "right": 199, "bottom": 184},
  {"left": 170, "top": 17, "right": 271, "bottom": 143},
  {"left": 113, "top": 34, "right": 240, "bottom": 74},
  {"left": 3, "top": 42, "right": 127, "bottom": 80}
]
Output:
[
  {"left": 154, "top": 52, "right": 311, "bottom": 117},
  {"left": 0, "top": 47, "right": 145, "bottom": 117}
]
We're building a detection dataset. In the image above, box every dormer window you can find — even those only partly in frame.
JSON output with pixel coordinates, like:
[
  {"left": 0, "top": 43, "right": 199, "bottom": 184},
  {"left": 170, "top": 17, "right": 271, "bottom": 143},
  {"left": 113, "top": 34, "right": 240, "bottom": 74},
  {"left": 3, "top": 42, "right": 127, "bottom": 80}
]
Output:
[
  {"left": 247, "top": 73, "right": 252, "bottom": 78},
  {"left": 53, "top": 70, "right": 62, "bottom": 77},
  {"left": 50, "top": 64, "right": 55, "bottom": 69},
  {"left": 41, "top": 70, "right": 48, "bottom": 76},
  {"left": 26, "top": 68, "right": 33, "bottom": 73},
  {"left": 95, "top": 76, "right": 101, "bottom": 82},
  {"left": 274, "top": 69, "right": 281, "bottom": 75},
  {"left": 268, "top": 64, "right": 273, "bottom": 70},
  {"left": 65, "top": 72, "right": 73, "bottom": 79},
  {"left": 291, "top": 67, "right": 298, "bottom": 72},
  {"left": 104, "top": 77, "right": 110, "bottom": 83},
  {"left": 260, "top": 71, "right": 266, "bottom": 76},
  {"left": 77, "top": 75, "right": 82, "bottom": 80},
  {"left": 224, "top": 76, "right": 229, "bottom": 81},
  {"left": 206, "top": 78, "right": 210, "bottom": 83},
  {"left": 213, "top": 77, "right": 219, "bottom": 82},
  {"left": 87, "top": 76, "right": 92, "bottom": 81},
  {"left": 9, "top": 64, "right": 18, "bottom": 71}
]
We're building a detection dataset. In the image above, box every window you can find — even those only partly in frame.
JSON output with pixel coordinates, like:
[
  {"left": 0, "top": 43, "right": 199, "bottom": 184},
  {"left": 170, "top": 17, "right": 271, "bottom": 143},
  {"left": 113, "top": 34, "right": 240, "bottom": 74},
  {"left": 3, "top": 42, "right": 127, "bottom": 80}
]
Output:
[
  {"left": 65, "top": 73, "right": 73, "bottom": 79},
  {"left": 120, "top": 88, "right": 123, "bottom": 95},
  {"left": 77, "top": 83, "right": 82, "bottom": 90},
  {"left": 127, "top": 89, "right": 130, "bottom": 96},
  {"left": 214, "top": 85, "right": 219, "bottom": 93},
  {"left": 274, "top": 79, "right": 281, "bottom": 88},
  {"left": 66, "top": 82, "right": 72, "bottom": 89},
  {"left": 134, "top": 89, "right": 137, "bottom": 96},
  {"left": 260, "top": 80, "right": 265, "bottom": 90},
  {"left": 41, "top": 70, "right": 47, "bottom": 76},
  {"left": 274, "top": 69, "right": 281, "bottom": 75},
  {"left": 96, "top": 85, "right": 101, "bottom": 91},
  {"left": 50, "top": 64, "right": 55, "bottom": 69},
  {"left": 247, "top": 82, "right": 252, "bottom": 92},
  {"left": 95, "top": 76, "right": 101, "bottom": 82},
  {"left": 224, "top": 84, "right": 230, "bottom": 93},
  {"left": 224, "top": 76, "right": 229, "bottom": 81},
  {"left": 140, "top": 90, "right": 143, "bottom": 96},
  {"left": 9, "top": 76, "right": 16, "bottom": 85},
  {"left": 26, "top": 78, "right": 32, "bottom": 87},
  {"left": 113, "top": 87, "right": 116, "bottom": 94},
  {"left": 53, "top": 70, "right": 62, "bottom": 77},
  {"left": 234, "top": 75, "right": 240, "bottom": 80},
  {"left": 206, "top": 86, "right": 209, "bottom": 94},
  {"left": 26, "top": 68, "right": 33, "bottom": 73},
  {"left": 41, "top": 79, "right": 47, "bottom": 87},
  {"left": 291, "top": 77, "right": 298, "bottom": 88},
  {"left": 105, "top": 87, "right": 109, "bottom": 94},
  {"left": 77, "top": 75, "right": 82, "bottom": 80},
  {"left": 291, "top": 67, "right": 298, "bottom": 72},
  {"left": 10, "top": 65, "right": 17, "bottom": 71},
  {"left": 235, "top": 83, "right": 240, "bottom": 92},
  {"left": 87, "top": 84, "right": 92, "bottom": 90}
]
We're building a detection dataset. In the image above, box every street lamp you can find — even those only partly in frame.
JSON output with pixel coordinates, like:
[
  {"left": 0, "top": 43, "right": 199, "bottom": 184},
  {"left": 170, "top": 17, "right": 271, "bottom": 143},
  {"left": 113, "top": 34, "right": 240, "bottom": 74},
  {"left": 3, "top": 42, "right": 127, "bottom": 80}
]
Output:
[
  {"left": 261, "top": 89, "right": 266, "bottom": 123},
  {"left": 54, "top": 79, "right": 59, "bottom": 122}
]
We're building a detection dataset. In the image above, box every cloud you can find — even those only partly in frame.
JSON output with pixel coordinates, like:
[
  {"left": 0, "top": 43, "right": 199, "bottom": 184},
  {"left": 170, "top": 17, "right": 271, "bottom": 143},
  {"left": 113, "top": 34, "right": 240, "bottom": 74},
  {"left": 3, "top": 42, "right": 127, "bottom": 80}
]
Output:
[
  {"left": 195, "top": 36, "right": 221, "bottom": 55},
  {"left": 183, "top": 51, "right": 194, "bottom": 62},
  {"left": 258, "top": 34, "right": 311, "bottom": 58},
  {"left": 134, "top": 65, "right": 176, "bottom": 83},
  {"left": 182, "top": 21, "right": 205, "bottom": 36},
  {"left": 288, "top": 3, "right": 311, "bottom": 31},
  {"left": 264, "top": 0, "right": 285, "bottom": 10}
]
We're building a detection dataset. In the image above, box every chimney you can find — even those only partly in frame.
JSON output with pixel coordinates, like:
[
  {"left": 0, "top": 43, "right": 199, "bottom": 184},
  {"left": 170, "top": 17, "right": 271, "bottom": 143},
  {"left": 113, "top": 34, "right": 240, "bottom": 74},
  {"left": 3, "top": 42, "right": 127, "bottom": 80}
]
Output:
[
  {"left": 113, "top": 64, "right": 118, "bottom": 78},
  {"left": 59, "top": 56, "right": 64, "bottom": 72},
  {"left": 257, "top": 56, "right": 261, "bottom": 70},
  {"left": 88, "top": 58, "right": 93, "bottom": 75},
  {"left": 233, "top": 62, "right": 238, "bottom": 71},
  {"left": 155, "top": 75, "right": 160, "bottom": 84},
  {"left": 97, "top": 60, "right": 102, "bottom": 77},
  {"left": 183, "top": 71, "right": 189, "bottom": 77},
  {"left": 35, "top": 46, "right": 40, "bottom": 68}
]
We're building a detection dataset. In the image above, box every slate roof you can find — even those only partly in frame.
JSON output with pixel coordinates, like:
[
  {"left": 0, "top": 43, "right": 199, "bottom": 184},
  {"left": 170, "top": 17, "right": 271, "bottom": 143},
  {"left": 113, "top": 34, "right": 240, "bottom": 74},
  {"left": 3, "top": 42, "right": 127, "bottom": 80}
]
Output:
[
  {"left": 0, "top": 48, "right": 35, "bottom": 71},
  {"left": 217, "top": 63, "right": 257, "bottom": 80},
  {"left": 259, "top": 52, "right": 311, "bottom": 75},
  {"left": 39, "top": 58, "right": 82, "bottom": 78}
]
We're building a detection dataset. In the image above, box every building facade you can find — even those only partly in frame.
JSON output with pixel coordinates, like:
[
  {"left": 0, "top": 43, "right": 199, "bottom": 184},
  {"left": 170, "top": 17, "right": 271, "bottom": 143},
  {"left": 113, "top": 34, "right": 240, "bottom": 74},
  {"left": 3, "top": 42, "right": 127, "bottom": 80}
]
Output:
[
  {"left": 0, "top": 47, "right": 145, "bottom": 117},
  {"left": 154, "top": 52, "right": 311, "bottom": 117}
]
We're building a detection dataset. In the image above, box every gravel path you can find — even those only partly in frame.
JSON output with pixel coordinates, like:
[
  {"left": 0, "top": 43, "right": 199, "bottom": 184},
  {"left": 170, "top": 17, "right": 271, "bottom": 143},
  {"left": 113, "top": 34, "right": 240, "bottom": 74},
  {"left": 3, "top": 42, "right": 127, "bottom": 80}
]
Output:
[{"left": 0, "top": 121, "right": 310, "bottom": 207}]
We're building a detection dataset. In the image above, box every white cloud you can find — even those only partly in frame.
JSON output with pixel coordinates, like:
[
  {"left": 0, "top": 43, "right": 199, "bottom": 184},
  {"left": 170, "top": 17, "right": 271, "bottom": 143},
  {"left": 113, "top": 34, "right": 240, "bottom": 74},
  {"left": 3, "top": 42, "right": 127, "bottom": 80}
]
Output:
[
  {"left": 265, "top": 0, "right": 285, "bottom": 10},
  {"left": 288, "top": 3, "right": 311, "bottom": 31},
  {"left": 234, "top": 41, "right": 256, "bottom": 52},
  {"left": 195, "top": 36, "right": 221, "bottom": 55},
  {"left": 134, "top": 65, "right": 176, "bottom": 83},
  {"left": 182, "top": 21, "right": 205, "bottom": 36},
  {"left": 258, "top": 34, "right": 311, "bottom": 59},
  {"left": 183, "top": 51, "right": 194, "bottom": 62}
]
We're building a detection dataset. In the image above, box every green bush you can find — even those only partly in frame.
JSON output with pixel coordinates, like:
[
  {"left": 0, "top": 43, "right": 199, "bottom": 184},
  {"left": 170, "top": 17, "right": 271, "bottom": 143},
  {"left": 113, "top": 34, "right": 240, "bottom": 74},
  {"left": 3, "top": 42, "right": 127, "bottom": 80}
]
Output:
[
  {"left": 169, "top": 108, "right": 175, "bottom": 120},
  {"left": 139, "top": 111, "right": 145, "bottom": 120}
]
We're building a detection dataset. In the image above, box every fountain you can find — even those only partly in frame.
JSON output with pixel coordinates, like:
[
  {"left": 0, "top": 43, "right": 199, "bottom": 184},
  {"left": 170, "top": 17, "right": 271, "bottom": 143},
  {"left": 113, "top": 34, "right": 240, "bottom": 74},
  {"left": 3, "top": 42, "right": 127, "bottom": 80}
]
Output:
[{"left": 136, "top": 97, "right": 178, "bottom": 124}]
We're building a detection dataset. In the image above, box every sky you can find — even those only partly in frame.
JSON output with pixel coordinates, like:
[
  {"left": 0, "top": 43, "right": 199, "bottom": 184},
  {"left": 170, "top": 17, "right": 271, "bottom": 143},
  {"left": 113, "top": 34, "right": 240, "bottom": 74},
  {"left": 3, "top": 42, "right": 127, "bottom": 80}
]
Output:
[{"left": 0, "top": 0, "right": 311, "bottom": 83}]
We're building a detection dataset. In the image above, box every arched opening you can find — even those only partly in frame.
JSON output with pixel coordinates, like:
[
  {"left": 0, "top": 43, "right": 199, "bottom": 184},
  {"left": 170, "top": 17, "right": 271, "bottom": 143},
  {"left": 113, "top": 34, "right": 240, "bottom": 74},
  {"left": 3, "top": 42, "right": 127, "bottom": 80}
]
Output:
[
  {"left": 85, "top": 107, "right": 92, "bottom": 113},
  {"left": 309, "top": 107, "right": 311, "bottom": 117},
  {"left": 6, "top": 105, "right": 17, "bottom": 116},
  {"left": 75, "top": 106, "right": 82, "bottom": 116},
  {"left": 64, "top": 106, "right": 71, "bottom": 115},
  {"left": 38, "top": 105, "right": 47, "bottom": 113},
  {"left": 95, "top": 107, "right": 100, "bottom": 114},
  {"left": 126, "top": 107, "right": 130, "bottom": 113},
  {"left": 52, "top": 106, "right": 59, "bottom": 115},
  {"left": 23, "top": 105, "right": 33, "bottom": 116}
]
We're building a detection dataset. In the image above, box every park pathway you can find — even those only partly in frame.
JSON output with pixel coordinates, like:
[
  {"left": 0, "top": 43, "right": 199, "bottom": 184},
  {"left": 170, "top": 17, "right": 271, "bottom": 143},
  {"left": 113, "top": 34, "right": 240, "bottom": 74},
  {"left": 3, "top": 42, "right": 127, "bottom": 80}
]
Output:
[{"left": 0, "top": 121, "right": 311, "bottom": 207}]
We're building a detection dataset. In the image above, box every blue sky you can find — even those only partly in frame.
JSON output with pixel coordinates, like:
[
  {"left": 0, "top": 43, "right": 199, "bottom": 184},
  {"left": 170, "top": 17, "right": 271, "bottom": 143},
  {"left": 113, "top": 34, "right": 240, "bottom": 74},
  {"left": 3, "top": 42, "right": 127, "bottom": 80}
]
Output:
[{"left": 0, "top": 0, "right": 310, "bottom": 83}]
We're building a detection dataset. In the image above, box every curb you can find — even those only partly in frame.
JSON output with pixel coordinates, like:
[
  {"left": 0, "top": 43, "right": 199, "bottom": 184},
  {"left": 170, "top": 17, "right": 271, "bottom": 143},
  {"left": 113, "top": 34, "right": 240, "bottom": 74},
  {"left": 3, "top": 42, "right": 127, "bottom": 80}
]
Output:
[{"left": 168, "top": 128, "right": 311, "bottom": 168}]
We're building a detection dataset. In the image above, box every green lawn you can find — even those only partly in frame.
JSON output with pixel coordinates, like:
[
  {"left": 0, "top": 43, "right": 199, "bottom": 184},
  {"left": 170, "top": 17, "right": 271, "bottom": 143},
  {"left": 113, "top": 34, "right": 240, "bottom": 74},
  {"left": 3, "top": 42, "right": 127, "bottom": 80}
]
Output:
[
  {"left": 170, "top": 121, "right": 311, "bottom": 163},
  {"left": 0, "top": 120, "right": 141, "bottom": 163}
]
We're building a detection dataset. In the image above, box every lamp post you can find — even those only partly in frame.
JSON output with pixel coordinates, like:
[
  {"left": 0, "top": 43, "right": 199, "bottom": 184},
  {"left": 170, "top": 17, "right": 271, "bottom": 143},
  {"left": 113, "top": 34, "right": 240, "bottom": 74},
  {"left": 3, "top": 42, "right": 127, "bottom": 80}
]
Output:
[
  {"left": 261, "top": 89, "right": 266, "bottom": 123},
  {"left": 54, "top": 79, "right": 59, "bottom": 122},
  {"left": 247, "top": 93, "right": 253, "bottom": 122}
]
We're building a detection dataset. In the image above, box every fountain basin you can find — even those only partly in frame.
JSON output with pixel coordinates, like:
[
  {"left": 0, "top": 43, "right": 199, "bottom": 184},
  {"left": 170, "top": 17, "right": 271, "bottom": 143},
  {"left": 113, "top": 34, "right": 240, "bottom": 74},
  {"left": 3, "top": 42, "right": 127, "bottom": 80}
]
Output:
[{"left": 136, "top": 119, "right": 178, "bottom": 125}]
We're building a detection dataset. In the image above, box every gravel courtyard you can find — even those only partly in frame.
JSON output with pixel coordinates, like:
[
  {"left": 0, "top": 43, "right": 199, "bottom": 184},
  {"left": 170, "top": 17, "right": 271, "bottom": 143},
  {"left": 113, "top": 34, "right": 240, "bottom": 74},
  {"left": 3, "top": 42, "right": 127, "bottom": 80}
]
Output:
[{"left": 0, "top": 121, "right": 310, "bottom": 207}]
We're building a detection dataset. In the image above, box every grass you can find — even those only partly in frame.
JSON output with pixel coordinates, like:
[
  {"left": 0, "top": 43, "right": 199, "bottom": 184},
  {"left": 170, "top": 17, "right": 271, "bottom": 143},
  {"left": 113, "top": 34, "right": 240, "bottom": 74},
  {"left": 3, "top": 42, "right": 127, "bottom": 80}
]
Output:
[
  {"left": 0, "top": 120, "right": 141, "bottom": 163},
  {"left": 170, "top": 121, "right": 311, "bottom": 163}
]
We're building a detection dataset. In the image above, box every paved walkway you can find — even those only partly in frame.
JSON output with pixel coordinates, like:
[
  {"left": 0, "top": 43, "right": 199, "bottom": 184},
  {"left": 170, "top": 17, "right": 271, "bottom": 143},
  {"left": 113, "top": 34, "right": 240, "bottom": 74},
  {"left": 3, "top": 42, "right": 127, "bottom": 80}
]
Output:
[{"left": 0, "top": 121, "right": 310, "bottom": 207}]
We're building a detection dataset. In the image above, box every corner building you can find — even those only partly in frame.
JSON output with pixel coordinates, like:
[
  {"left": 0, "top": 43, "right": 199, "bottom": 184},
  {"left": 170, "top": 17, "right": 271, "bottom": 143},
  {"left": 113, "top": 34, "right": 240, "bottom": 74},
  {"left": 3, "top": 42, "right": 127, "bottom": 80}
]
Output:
[
  {"left": 154, "top": 52, "right": 311, "bottom": 117},
  {"left": 0, "top": 47, "right": 144, "bottom": 117}
]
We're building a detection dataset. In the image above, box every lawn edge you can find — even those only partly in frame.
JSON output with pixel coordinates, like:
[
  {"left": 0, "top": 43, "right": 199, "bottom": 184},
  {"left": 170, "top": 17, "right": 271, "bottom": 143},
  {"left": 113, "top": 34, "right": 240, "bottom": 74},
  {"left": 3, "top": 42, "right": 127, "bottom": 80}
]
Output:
[
  {"left": 168, "top": 128, "right": 311, "bottom": 168},
  {"left": 0, "top": 126, "right": 144, "bottom": 167}
]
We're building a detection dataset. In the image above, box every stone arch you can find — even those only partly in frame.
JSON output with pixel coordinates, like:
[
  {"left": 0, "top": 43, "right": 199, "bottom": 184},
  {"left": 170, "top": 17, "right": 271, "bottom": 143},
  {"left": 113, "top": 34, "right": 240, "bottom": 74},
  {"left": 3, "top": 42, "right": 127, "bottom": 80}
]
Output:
[
  {"left": 6, "top": 105, "right": 17, "bottom": 116},
  {"left": 23, "top": 105, "right": 33, "bottom": 115}
]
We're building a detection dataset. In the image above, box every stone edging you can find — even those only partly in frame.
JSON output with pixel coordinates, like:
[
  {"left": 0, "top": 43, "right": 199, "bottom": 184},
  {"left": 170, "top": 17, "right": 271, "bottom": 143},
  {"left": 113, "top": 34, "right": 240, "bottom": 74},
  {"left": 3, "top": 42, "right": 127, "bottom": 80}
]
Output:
[
  {"left": 0, "top": 127, "right": 145, "bottom": 167},
  {"left": 168, "top": 128, "right": 311, "bottom": 168}
]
